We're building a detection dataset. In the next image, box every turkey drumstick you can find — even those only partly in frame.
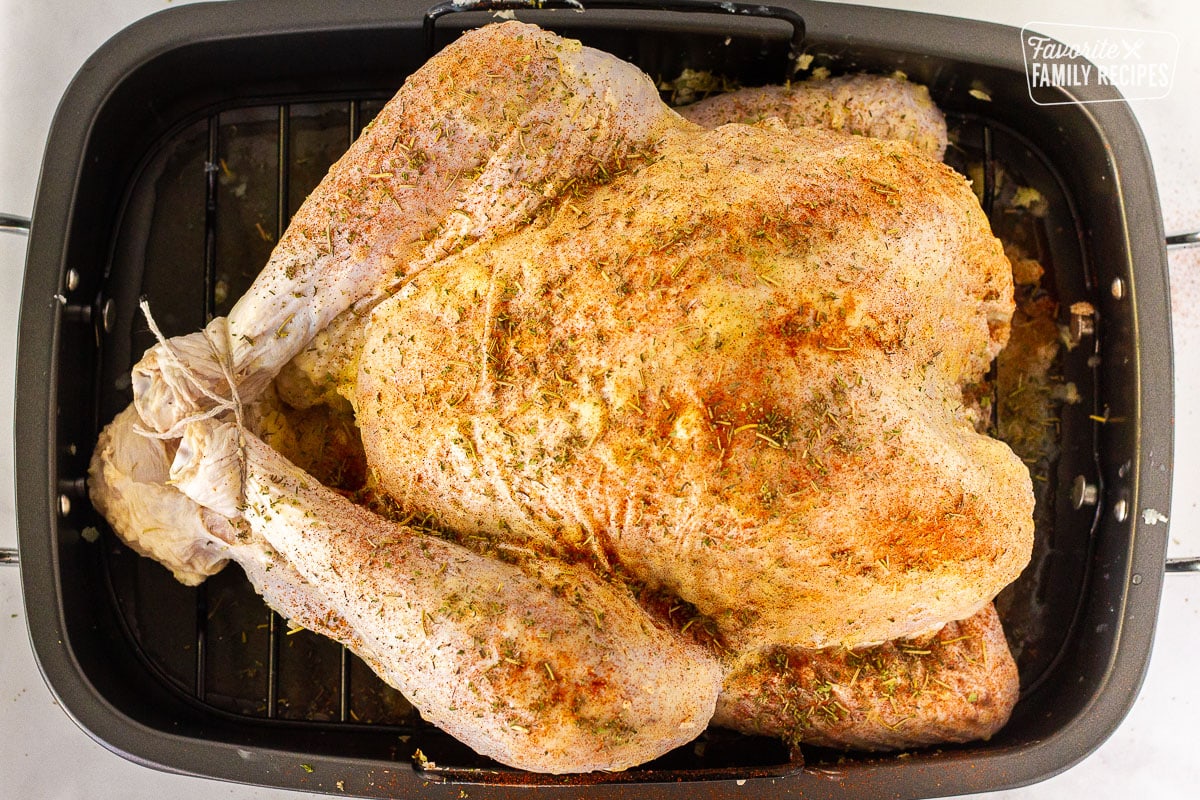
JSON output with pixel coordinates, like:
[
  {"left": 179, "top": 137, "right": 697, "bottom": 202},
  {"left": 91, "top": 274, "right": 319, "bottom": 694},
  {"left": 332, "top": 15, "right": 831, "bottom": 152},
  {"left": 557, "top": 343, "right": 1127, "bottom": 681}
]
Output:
[{"left": 168, "top": 417, "right": 723, "bottom": 774}]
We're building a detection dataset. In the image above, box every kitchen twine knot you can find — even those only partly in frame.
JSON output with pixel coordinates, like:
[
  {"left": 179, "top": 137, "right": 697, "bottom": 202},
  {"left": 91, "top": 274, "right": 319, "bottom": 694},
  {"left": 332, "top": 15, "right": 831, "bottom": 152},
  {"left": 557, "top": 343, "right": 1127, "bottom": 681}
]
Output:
[{"left": 134, "top": 298, "right": 249, "bottom": 498}]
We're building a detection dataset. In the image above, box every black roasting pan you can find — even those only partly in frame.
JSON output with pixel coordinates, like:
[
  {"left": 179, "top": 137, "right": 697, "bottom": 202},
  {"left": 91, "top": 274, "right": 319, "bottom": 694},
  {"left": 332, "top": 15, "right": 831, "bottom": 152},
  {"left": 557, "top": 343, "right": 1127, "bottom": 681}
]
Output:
[{"left": 14, "top": 0, "right": 1174, "bottom": 797}]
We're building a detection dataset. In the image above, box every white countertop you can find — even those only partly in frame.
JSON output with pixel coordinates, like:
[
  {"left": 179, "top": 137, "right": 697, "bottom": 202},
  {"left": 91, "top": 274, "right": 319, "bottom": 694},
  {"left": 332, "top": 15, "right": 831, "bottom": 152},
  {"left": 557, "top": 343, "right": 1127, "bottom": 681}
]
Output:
[{"left": 2, "top": 1, "right": 1198, "bottom": 797}]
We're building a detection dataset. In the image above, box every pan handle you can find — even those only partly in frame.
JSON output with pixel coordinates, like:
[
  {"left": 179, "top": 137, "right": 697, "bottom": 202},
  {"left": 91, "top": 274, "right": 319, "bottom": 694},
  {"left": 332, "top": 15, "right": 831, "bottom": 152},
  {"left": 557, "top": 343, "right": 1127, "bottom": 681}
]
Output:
[
  {"left": 1163, "top": 231, "right": 1196, "bottom": 574},
  {"left": 3, "top": 214, "right": 29, "bottom": 564},
  {"left": 1167, "top": 230, "right": 1199, "bottom": 249},
  {"left": 423, "top": 0, "right": 807, "bottom": 67},
  {"left": 1, "top": 212, "right": 31, "bottom": 235}
]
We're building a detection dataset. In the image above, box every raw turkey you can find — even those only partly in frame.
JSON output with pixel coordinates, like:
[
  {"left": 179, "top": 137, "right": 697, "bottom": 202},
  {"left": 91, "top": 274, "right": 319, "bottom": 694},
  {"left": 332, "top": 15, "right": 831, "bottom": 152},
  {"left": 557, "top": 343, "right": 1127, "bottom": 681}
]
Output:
[{"left": 90, "top": 21, "right": 1030, "bottom": 771}]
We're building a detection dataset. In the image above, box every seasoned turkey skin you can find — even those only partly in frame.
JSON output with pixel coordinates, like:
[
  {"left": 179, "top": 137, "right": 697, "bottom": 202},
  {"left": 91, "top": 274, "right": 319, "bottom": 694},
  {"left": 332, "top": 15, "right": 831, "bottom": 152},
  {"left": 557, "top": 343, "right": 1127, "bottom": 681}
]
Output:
[
  {"left": 678, "top": 73, "right": 949, "bottom": 160},
  {"left": 168, "top": 419, "right": 722, "bottom": 774},
  {"left": 356, "top": 119, "right": 1031, "bottom": 650},
  {"left": 714, "top": 603, "right": 1017, "bottom": 749}
]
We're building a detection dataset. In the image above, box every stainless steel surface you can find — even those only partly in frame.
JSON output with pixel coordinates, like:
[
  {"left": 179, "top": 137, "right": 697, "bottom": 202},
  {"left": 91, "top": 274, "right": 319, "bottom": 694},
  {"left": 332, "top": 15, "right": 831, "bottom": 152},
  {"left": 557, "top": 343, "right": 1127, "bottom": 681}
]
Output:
[{"left": 0, "top": 213, "right": 31, "bottom": 235}]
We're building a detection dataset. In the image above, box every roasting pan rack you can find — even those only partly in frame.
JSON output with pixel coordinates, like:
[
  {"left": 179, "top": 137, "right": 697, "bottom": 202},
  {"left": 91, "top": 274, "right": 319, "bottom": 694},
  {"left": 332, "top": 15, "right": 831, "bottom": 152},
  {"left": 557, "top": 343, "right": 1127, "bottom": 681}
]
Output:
[{"left": 12, "top": 0, "right": 1178, "bottom": 797}]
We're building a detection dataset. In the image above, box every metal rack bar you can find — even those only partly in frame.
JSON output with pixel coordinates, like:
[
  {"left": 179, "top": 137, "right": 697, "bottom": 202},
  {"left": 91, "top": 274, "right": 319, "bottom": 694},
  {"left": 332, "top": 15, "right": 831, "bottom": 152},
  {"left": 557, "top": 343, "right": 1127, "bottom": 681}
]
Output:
[
  {"left": 339, "top": 647, "right": 352, "bottom": 722},
  {"left": 195, "top": 583, "right": 209, "bottom": 698},
  {"left": 979, "top": 122, "right": 1001, "bottom": 435},
  {"left": 262, "top": 102, "right": 294, "bottom": 721},
  {"left": 981, "top": 123, "right": 996, "bottom": 220},
  {"left": 277, "top": 103, "right": 291, "bottom": 239},
  {"left": 338, "top": 98, "right": 360, "bottom": 724},
  {"left": 194, "top": 111, "right": 222, "bottom": 701},
  {"left": 203, "top": 115, "right": 220, "bottom": 324},
  {"left": 266, "top": 612, "right": 280, "bottom": 717}
]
